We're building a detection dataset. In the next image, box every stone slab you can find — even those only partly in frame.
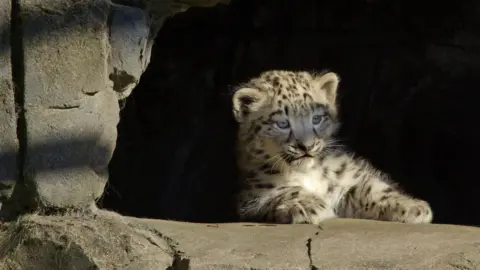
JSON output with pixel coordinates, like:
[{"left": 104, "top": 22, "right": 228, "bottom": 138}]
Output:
[
  {"left": 109, "top": 4, "right": 151, "bottom": 99},
  {"left": 24, "top": 91, "right": 118, "bottom": 207},
  {"left": 0, "top": 2, "right": 18, "bottom": 204},
  {"left": 136, "top": 218, "right": 480, "bottom": 270},
  {"left": 0, "top": 212, "right": 173, "bottom": 269},
  {"left": 2, "top": 211, "right": 479, "bottom": 270},
  {"left": 20, "top": 0, "right": 117, "bottom": 208}
]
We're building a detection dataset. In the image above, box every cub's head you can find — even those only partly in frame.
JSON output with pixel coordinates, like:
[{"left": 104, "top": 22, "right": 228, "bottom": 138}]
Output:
[{"left": 232, "top": 70, "right": 340, "bottom": 168}]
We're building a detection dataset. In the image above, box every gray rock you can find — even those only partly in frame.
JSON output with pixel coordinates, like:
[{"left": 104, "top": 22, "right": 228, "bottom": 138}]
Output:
[
  {"left": 1, "top": 211, "right": 479, "bottom": 270},
  {"left": 1, "top": 0, "right": 234, "bottom": 214},
  {"left": 24, "top": 91, "right": 119, "bottom": 207},
  {"left": 0, "top": 211, "right": 173, "bottom": 269},
  {"left": 0, "top": 2, "right": 18, "bottom": 204},
  {"left": 19, "top": 0, "right": 117, "bottom": 208},
  {"left": 109, "top": 4, "right": 151, "bottom": 99},
  {"left": 137, "top": 218, "right": 480, "bottom": 269}
]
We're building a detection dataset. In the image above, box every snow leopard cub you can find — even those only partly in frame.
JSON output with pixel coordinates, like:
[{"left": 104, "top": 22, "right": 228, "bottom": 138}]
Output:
[{"left": 231, "top": 70, "right": 432, "bottom": 224}]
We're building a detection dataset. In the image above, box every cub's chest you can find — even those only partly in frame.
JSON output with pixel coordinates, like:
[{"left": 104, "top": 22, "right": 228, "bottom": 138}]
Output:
[{"left": 286, "top": 170, "right": 328, "bottom": 195}]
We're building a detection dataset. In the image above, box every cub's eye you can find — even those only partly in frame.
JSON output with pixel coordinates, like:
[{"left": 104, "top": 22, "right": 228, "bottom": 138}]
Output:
[
  {"left": 312, "top": 115, "right": 323, "bottom": 125},
  {"left": 276, "top": 120, "right": 290, "bottom": 129}
]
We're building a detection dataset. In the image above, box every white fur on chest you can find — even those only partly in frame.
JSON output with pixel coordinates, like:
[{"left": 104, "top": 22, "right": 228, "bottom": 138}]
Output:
[{"left": 287, "top": 169, "right": 327, "bottom": 195}]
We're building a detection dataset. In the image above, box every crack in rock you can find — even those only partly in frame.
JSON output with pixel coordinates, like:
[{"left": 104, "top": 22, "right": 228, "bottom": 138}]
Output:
[
  {"left": 306, "top": 237, "right": 319, "bottom": 270},
  {"left": 48, "top": 104, "right": 81, "bottom": 110},
  {"left": 150, "top": 229, "right": 190, "bottom": 270}
]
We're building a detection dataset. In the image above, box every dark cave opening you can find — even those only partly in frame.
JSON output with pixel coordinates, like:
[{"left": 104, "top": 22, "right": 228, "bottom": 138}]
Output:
[{"left": 100, "top": 0, "right": 480, "bottom": 226}]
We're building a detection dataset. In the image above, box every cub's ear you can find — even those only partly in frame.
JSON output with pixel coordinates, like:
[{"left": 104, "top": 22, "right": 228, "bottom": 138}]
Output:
[
  {"left": 232, "top": 87, "right": 267, "bottom": 122},
  {"left": 313, "top": 72, "right": 340, "bottom": 105}
]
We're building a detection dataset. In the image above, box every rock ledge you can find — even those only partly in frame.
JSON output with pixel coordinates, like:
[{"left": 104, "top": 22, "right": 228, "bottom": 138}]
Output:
[{"left": 0, "top": 211, "right": 479, "bottom": 269}]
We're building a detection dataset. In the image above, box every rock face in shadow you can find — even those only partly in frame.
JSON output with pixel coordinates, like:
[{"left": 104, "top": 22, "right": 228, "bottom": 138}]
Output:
[
  {"left": 1, "top": 212, "right": 479, "bottom": 270},
  {"left": 0, "top": 1, "right": 17, "bottom": 205},
  {"left": 103, "top": 0, "right": 480, "bottom": 225},
  {"left": 0, "top": 0, "right": 234, "bottom": 216}
]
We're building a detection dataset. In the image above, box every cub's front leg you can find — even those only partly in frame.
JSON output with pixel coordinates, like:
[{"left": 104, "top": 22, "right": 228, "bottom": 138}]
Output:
[
  {"left": 337, "top": 174, "right": 433, "bottom": 224},
  {"left": 239, "top": 187, "right": 336, "bottom": 225}
]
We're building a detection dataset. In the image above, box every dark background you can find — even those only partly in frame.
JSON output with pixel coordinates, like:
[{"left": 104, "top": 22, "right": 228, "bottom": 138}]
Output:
[{"left": 100, "top": 0, "right": 480, "bottom": 226}]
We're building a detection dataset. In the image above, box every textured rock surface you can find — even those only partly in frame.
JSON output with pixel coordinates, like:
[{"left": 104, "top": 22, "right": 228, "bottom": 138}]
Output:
[
  {"left": 104, "top": 0, "right": 480, "bottom": 226},
  {"left": 141, "top": 219, "right": 480, "bottom": 270},
  {"left": 0, "top": 211, "right": 173, "bottom": 269},
  {"left": 18, "top": 0, "right": 117, "bottom": 209},
  {"left": 0, "top": 2, "right": 17, "bottom": 204},
  {"left": 109, "top": 4, "right": 151, "bottom": 99},
  {"left": 1, "top": 211, "right": 479, "bottom": 269},
  {"left": 0, "top": 0, "right": 163, "bottom": 213},
  {"left": 0, "top": 0, "right": 232, "bottom": 216}
]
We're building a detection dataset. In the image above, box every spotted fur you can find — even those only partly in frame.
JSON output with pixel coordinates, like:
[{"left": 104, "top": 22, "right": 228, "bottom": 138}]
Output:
[{"left": 231, "top": 70, "right": 432, "bottom": 224}]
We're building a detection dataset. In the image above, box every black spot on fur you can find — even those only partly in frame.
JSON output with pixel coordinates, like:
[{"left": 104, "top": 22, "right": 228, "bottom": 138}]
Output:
[
  {"left": 347, "top": 186, "right": 357, "bottom": 197},
  {"left": 313, "top": 103, "right": 324, "bottom": 110},
  {"left": 365, "top": 186, "right": 372, "bottom": 195},
  {"left": 353, "top": 169, "right": 362, "bottom": 179},
  {"left": 323, "top": 167, "right": 329, "bottom": 176},
  {"left": 239, "top": 96, "right": 255, "bottom": 106},
  {"left": 290, "top": 191, "right": 299, "bottom": 198},
  {"left": 252, "top": 148, "right": 264, "bottom": 155},
  {"left": 309, "top": 208, "right": 317, "bottom": 215},
  {"left": 259, "top": 164, "right": 270, "bottom": 170},
  {"left": 380, "top": 195, "right": 389, "bottom": 201},
  {"left": 263, "top": 166, "right": 280, "bottom": 174},
  {"left": 266, "top": 170, "right": 280, "bottom": 175},
  {"left": 269, "top": 110, "right": 282, "bottom": 117},
  {"left": 273, "top": 77, "right": 280, "bottom": 86},
  {"left": 303, "top": 93, "right": 313, "bottom": 102},
  {"left": 317, "top": 201, "right": 326, "bottom": 209},
  {"left": 335, "top": 162, "right": 347, "bottom": 177},
  {"left": 256, "top": 183, "right": 274, "bottom": 189},
  {"left": 383, "top": 187, "right": 394, "bottom": 193},
  {"left": 245, "top": 171, "right": 257, "bottom": 178}
]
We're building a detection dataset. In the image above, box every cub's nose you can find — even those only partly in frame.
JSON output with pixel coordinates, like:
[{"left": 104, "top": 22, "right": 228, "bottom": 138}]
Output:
[{"left": 296, "top": 141, "right": 315, "bottom": 153}]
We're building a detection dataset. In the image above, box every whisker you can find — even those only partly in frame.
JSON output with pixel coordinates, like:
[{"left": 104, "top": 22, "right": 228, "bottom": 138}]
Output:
[{"left": 271, "top": 154, "right": 285, "bottom": 171}]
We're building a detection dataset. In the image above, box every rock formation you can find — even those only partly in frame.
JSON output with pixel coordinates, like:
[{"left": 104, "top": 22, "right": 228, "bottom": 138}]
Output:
[{"left": 0, "top": 0, "right": 479, "bottom": 269}]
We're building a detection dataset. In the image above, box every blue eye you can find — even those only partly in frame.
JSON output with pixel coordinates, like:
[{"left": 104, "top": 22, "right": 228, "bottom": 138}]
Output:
[
  {"left": 312, "top": 115, "right": 323, "bottom": 125},
  {"left": 276, "top": 120, "right": 290, "bottom": 129}
]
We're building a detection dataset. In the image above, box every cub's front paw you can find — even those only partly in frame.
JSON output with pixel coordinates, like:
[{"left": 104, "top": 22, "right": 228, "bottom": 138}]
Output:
[
  {"left": 390, "top": 199, "right": 433, "bottom": 224},
  {"left": 273, "top": 204, "right": 315, "bottom": 224},
  {"left": 272, "top": 204, "right": 295, "bottom": 224},
  {"left": 272, "top": 203, "right": 332, "bottom": 225}
]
